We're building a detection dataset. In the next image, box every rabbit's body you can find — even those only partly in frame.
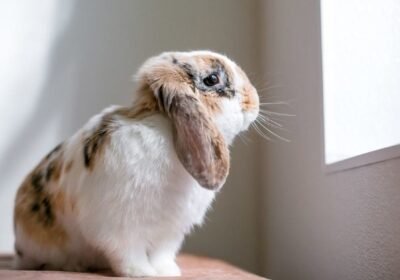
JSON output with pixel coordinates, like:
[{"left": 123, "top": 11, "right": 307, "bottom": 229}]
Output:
[
  {"left": 15, "top": 106, "right": 214, "bottom": 274},
  {"left": 14, "top": 51, "right": 259, "bottom": 277}
]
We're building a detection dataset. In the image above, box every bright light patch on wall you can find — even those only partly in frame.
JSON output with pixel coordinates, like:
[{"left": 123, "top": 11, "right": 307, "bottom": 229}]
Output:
[
  {"left": 0, "top": 0, "right": 73, "bottom": 252},
  {"left": 321, "top": 0, "right": 400, "bottom": 165}
]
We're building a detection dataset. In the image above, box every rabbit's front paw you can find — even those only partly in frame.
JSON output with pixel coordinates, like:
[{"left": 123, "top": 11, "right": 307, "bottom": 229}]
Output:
[
  {"left": 151, "top": 257, "right": 181, "bottom": 277},
  {"left": 117, "top": 263, "right": 157, "bottom": 277}
]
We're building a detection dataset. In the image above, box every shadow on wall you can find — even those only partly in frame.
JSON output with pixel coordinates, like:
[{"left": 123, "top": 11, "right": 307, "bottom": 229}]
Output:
[
  {"left": 1, "top": 0, "right": 261, "bottom": 274},
  {"left": 1, "top": 0, "right": 259, "bottom": 174},
  {"left": 0, "top": 0, "right": 144, "bottom": 178}
]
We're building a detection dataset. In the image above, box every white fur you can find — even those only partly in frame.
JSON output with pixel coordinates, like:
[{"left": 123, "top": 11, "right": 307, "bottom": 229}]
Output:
[
  {"left": 14, "top": 51, "right": 259, "bottom": 277},
  {"left": 15, "top": 110, "right": 215, "bottom": 276}
]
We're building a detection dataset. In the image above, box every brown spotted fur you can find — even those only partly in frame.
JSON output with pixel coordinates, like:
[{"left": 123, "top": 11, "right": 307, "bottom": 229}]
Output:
[
  {"left": 82, "top": 115, "right": 115, "bottom": 170},
  {"left": 14, "top": 145, "right": 69, "bottom": 249},
  {"left": 82, "top": 90, "right": 158, "bottom": 171}
]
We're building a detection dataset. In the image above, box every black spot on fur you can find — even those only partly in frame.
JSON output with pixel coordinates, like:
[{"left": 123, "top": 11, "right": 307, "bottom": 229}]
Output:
[
  {"left": 225, "top": 77, "right": 231, "bottom": 89},
  {"left": 92, "top": 141, "right": 98, "bottom": 155},
  {"left": 83, "top": 143, "right": 91, "bottom": 167},
  {"left": 31, "top": 172, "right": 44, "bottom": 193},
  {"left": 83, "top": 116, "right": 114, "bottom": 169},
  {"left": 30, "top": 171, "right": 56, "bottom": 226},
  {"left": 180, "top": 63, "right": 195, "bottom": 79},
  {"left": 98, "top": 128, "right": 107, "bottom": 137},
  {"left": 158, "top": 86, "right": 165, "bottom": 111},
  {"left": 41, "top": 197, "right": 54, "bottom": 226},
  {"left": 83, "top": 138, "right": 98, "bottom": 168},
  {"left": 45, "top": 161, "right": 55, "bottom": 181},
  {"left": 172, "top": 57, "right": 178, "bottom": 64},
  {"left": 31, "top": 203, "right": 40, "bottom": 212}
]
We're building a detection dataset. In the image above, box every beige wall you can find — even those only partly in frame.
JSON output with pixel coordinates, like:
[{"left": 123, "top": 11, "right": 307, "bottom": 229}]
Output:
[
  {"left": 0, "top": 0, "right": 261, "bottom": 273},
  {"left": 260, "top": 1, "right": 400, "bottom": 279}
]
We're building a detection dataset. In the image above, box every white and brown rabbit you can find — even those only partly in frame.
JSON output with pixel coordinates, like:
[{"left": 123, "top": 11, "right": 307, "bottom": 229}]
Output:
[{"left": 13, "top": 50, "right": 259, "bottom": 277}]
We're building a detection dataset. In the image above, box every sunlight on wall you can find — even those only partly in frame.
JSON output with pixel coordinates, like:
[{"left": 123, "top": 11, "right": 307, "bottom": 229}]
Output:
[
  {"left": 321, "top": 0, "right": 400, "bottom": 164},
  {"left": 0, "top": 0, "right": 73, "bottom": 251},
  {"left": 0, "top": 0, "right": 55, "bottom": 139}
]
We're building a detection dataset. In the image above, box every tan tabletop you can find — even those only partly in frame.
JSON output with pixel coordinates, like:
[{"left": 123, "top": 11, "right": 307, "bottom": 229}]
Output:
[{"left": 0, "top": 254, "right": 266, "bottom": 280}]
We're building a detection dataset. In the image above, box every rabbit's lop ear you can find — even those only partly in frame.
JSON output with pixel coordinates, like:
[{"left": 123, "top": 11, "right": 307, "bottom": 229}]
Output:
[
  {"left": 167, "top": 90, "right": 230, "bottom": 190},
  {"left": 138, "top": 56, "right": 230, "bottom": 190}
]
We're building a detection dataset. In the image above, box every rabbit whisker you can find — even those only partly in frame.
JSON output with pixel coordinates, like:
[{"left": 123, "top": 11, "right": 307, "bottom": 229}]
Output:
[
  {"left": 255, "top": 119, "right": 290, "bottom": 142},
  {"left": 257, "top": 85, "right": 283, "bottom": 93},
  {"left": 259, "top": 109, "right": 296, "bottom": 117},
  {"left": 252, "top": 122, "right": 273, "bottom": 141},
  {"left": 259, "top": 101, "right": 293, "bottom": 106},
  {"left": 238, "top": 132, "right": 250, "bottom": 146},
  {"left": 257, "top": 115, "right": 287, "bottom": 131}
]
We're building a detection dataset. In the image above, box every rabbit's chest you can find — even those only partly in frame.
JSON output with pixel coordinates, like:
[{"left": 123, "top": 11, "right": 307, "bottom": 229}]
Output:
[
  {"left": 108, "top": 115, "right": 216, "bottom": 229},
  {"left": 159, "top": 160, "right": 216, "bottom": 229},
  {"left": 130, "top": 136, "right": 215, "bottom": 231}
]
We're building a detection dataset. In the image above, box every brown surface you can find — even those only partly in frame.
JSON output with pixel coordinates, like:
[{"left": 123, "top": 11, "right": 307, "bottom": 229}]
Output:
[{"left": 0, "top": 254, "right": 266, "bottom": 279}]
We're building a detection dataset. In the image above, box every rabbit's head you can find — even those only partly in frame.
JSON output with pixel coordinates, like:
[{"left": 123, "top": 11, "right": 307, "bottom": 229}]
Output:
[{"left": 135, "top": 51, "right": 259, "bottom": 190}]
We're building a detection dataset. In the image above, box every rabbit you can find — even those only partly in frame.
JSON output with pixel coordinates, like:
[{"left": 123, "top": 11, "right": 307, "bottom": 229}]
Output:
[{"left": 13, "top": 50, "right": 259, "bottom": 277}]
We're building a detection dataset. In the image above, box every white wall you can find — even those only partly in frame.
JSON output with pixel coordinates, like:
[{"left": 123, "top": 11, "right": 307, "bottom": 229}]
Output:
[
  {"left": 0, "top": 0, "right": 261, "bottom": 273},
  {"left": 260, "top": 1, "right": 400, "bottom": 279}
]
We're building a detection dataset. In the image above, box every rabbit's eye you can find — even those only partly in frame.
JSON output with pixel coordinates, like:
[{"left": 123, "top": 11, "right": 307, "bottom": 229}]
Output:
[{"left": 203, "top": 74, "right": 219, "bottom": 87}]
